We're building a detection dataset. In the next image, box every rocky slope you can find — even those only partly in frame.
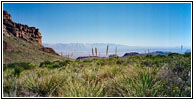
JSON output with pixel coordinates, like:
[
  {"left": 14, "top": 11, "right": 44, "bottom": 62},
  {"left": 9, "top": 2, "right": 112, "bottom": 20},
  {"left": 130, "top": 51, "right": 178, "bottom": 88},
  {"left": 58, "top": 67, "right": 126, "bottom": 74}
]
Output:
[{"left": 3, "top": 10, "right": 67, "bottom": 64}]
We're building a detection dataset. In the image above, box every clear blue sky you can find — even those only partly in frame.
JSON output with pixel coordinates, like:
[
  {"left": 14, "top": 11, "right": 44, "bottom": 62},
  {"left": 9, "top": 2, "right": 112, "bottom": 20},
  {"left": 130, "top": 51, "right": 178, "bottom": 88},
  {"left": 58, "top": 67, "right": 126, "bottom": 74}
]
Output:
[{"left": 3, "top": 3, "right": 191, "bottom": 47}]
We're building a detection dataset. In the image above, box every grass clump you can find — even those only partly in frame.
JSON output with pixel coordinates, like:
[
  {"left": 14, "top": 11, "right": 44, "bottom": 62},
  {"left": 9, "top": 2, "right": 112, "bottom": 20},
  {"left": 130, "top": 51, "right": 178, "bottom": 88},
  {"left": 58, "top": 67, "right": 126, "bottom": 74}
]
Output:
[{"left": 3, "top": 53, "right": 191, "bottom": 97}]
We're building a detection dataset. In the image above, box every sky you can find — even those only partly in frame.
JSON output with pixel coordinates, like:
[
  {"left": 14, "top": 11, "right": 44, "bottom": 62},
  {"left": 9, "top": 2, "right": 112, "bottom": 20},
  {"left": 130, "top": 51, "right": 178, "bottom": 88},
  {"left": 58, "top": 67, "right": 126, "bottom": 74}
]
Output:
[{"left": 3, "top": 3, "right": 191, "bottom": 47}]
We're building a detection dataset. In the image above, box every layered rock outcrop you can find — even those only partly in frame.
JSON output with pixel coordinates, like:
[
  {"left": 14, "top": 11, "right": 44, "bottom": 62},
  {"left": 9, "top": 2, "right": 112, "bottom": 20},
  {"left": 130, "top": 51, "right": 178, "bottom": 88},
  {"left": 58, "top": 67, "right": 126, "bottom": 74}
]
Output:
[
  {"left": 3, "top": 10, "right": 58, "bottom": 55},
  {"left": 3, "top": 10, "right": 42, "bottom": 45}
]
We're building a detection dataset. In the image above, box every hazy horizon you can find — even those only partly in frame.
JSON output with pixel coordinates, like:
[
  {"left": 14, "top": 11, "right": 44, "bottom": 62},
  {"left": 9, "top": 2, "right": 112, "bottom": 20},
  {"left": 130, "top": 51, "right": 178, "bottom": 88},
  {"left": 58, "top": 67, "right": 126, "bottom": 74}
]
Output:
[
  {"left": 43, "top": 42, "right": 191, "bottom": 59},
  {"left": 43, "top": 42, "right": 191, "bottom": 48}
]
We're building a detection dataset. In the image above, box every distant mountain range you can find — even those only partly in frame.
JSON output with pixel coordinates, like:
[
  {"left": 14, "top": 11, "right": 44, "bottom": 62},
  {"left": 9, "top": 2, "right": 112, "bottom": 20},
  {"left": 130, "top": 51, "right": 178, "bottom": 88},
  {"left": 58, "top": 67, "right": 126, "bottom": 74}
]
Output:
[
  {"left": 43, "top": 43, "right": 139, "bottom": 52},
  {"left": 43, "top": 43, "right": 191, "bottom": 59}
]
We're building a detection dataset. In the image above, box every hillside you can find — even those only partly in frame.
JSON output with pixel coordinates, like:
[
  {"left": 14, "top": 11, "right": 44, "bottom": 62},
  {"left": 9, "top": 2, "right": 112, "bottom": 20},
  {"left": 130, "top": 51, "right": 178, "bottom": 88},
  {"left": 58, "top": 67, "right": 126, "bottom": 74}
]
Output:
[{"left": 3, "top": 10, "right": 67, "bottom": 64}]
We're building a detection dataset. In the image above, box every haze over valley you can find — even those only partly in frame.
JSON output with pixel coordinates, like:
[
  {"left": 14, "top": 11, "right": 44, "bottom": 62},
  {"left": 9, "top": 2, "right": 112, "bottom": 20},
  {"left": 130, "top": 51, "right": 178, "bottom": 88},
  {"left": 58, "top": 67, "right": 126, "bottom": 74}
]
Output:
[{"left": 43, "top": 43, "right": 191, "bottom": 59}]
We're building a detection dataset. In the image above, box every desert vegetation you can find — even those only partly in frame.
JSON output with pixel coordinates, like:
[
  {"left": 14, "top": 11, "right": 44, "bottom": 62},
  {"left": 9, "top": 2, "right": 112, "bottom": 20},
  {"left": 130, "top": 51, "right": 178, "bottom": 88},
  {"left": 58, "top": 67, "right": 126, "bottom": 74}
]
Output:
[{"left": 3, "top": 53, "right": 191, "bottom": 97}]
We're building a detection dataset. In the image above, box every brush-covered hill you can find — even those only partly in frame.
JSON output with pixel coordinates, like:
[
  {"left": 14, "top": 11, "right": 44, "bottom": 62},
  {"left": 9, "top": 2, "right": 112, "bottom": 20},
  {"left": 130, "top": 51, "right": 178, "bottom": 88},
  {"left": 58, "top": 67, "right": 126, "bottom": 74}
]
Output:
[{"left": 3, "top": 10, "right": 67, "bottom": 64}]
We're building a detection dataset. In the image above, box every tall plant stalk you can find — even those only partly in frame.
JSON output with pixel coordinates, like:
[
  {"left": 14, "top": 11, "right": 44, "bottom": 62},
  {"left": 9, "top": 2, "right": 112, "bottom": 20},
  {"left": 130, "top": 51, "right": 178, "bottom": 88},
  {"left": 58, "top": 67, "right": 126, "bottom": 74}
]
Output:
[
  {"left": 115, "top": 46, "right": 117, "bottom": 55},
  {"left": 95, "top": 48, "right": 97, "bottom": 56},
  {"left": 106, "top": 45, "right": 109, "bottom": 56},
  {"left": 92, "top": 48, "right": 94, "bottom": 56}
]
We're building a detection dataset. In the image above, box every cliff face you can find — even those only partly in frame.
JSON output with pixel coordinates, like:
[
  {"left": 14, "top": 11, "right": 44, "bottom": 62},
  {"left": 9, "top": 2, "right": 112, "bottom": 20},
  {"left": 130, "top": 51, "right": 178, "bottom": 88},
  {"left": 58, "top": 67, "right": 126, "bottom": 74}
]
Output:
[
  {"left": 3, "top": 10, "right": 67, "bottom": 64},
  {"left": 3, "top": 10, "right": 59, "bottom": 55},
  {"left": 3, "top": 10, "right": 42, "bottom": 45}
]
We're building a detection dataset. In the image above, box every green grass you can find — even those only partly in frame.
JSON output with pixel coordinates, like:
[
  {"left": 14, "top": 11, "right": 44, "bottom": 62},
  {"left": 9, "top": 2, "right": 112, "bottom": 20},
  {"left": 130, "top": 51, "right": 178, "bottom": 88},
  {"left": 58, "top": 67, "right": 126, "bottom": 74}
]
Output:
[
  {"left": 3, "top": 53, "right": 191, "bottom": 97},
  {"left": 3, "top": 35, "right": 68, "bottom": 64}
]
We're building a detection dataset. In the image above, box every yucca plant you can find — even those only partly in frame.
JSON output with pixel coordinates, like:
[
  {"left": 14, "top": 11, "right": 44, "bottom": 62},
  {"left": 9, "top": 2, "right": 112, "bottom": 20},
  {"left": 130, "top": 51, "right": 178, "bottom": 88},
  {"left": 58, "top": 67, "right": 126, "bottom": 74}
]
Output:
[
  {"left": 20, "top": 69, "right": 67, "bottom": 97},
  {"left": 62, "top": 78, "right": 105, "bottom": 97},
  {"left": 116, "top": 67, "right": 165, "bottom": 97}
]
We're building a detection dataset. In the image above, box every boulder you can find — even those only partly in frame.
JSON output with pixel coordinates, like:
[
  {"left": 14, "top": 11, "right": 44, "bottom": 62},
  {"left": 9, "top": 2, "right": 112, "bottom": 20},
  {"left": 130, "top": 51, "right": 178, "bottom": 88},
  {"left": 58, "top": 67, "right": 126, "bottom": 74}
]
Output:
[{"left": 40, "top": 47, "right": 58, "bottom": 55}]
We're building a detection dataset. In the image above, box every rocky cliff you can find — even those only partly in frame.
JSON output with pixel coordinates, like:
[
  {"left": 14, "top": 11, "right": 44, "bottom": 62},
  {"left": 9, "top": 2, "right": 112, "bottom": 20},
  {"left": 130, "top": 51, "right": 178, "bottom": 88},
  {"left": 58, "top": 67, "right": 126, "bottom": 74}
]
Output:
[
  {"left": 3, "top": 10, "right": 42, "bottom": 45},
  {"left": 3, "top": 10, "right": 57, "bottom": 54}
]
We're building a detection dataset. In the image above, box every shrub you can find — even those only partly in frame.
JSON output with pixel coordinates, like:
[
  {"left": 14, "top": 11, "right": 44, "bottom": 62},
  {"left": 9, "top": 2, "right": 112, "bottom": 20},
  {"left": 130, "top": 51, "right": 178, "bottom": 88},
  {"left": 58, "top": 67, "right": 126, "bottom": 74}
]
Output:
[
  {"left": 14, "top": 67, "right": 23, "bottom": 76},
  {"left": 158, "top": 55, "right": 191, "bottom": 97},
  {"left": 145, "top": 54, "right": 152, "bottom": 58},
  {"left": 96, "top": 59, "right": 105, "bottom": 66},
  {"left": 3, "top": 62, "right": 36, "bottom": 76},
  {"left": 39, "top": 60, "right": 71, "bottom": 69},
  {"left": 40, "top": 61, "right": 52, "bottom": 67},
  {"left": 184, "top": 53, "right": 191, "bottom": 58},
  {"left": 4, "top": 62, "right": 35, "bottom": 70},
  {"left": 117, "top": 68, "right": 165, "bottom": 97}
]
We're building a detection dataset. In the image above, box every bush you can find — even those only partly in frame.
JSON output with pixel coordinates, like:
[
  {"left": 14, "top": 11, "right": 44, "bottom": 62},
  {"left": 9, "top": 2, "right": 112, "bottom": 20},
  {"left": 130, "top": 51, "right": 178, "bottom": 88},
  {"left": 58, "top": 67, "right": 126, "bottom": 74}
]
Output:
[
  {"left": 184, "top": 53, "right": 191, "bottom": 58},
  {"left": 145, "top": 54, "right": 152, "bottom": 58},
  {"left": 39, "top": 60, "right": 71, "bottom": 69},
  {"left": 96, "top": 59, "right": 105, "bottom": 66},
  {"left": 158, "top": 55, "right": 191, "bottom": 97},
  {"left": 4, "top": 62, "right": 35, "bottom": 70},
  {"left": 119, "top": 68, "right": 164, "bottom": 97},
  {"left": 3, "top": 62, "right": 36, "bottom": 76},
  {"left": 14, "top": 67, "right": 23, "bottom": 76},
  {"left": 40, "top": 61, "right": 52, "bottom": 67}
]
